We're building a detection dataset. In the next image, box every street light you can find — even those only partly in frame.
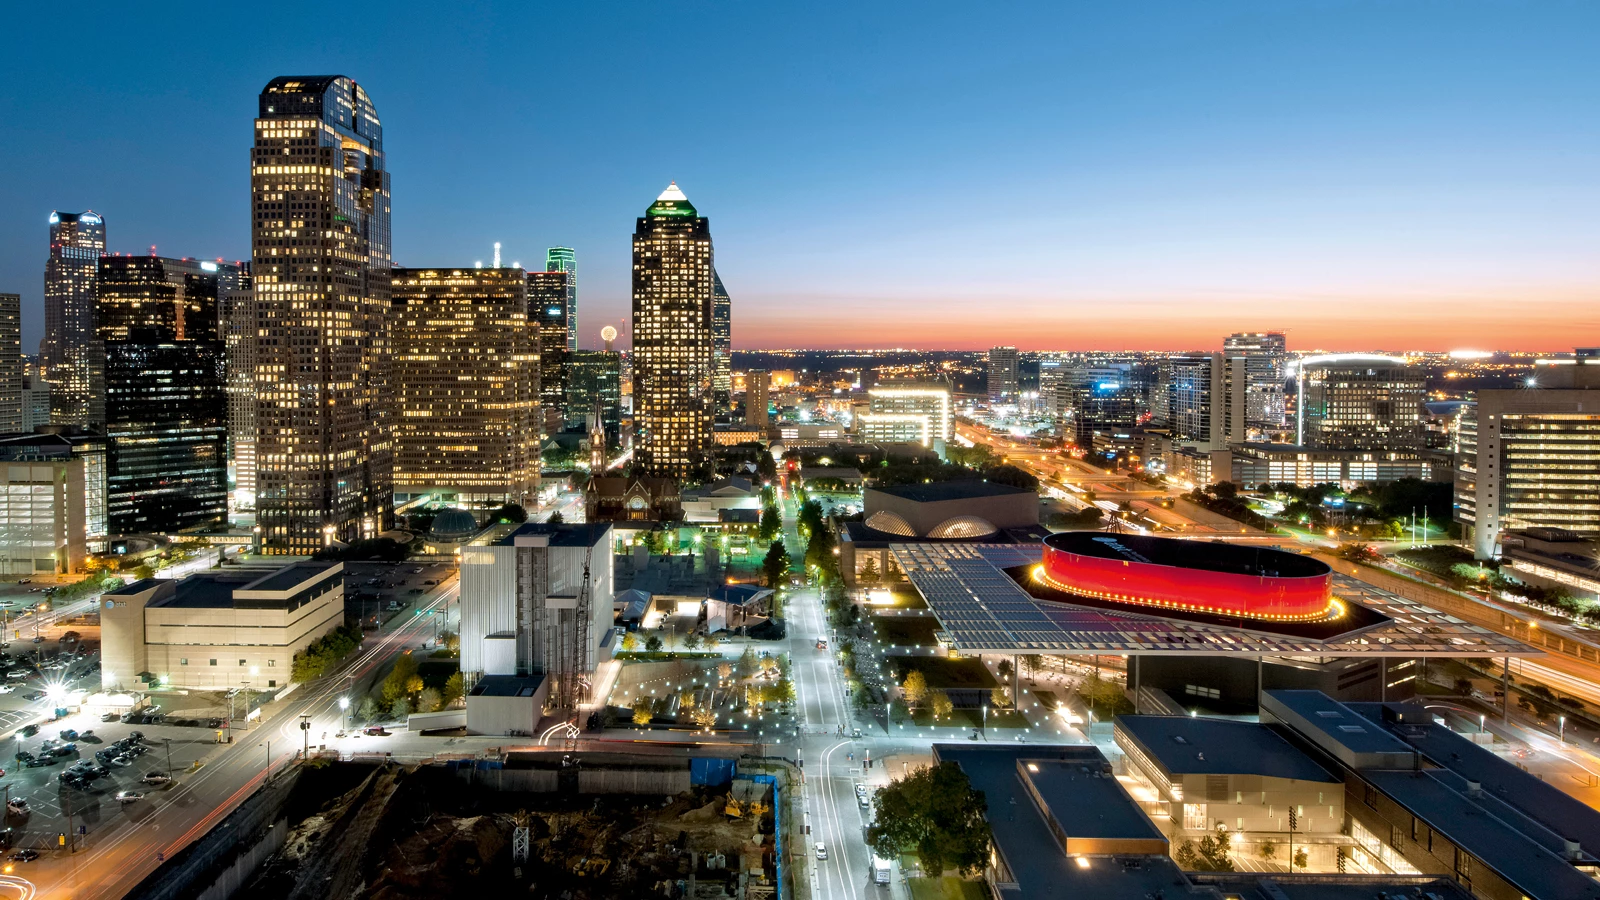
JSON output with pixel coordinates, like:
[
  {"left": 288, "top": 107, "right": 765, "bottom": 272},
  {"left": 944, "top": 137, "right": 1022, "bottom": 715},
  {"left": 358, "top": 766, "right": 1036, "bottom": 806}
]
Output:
[
  {"left": 1560, "top": 716, "right": 1567, "bottom": 743},
  {"left": 339, "top": 696, "right": 350, "bottom": 734}
]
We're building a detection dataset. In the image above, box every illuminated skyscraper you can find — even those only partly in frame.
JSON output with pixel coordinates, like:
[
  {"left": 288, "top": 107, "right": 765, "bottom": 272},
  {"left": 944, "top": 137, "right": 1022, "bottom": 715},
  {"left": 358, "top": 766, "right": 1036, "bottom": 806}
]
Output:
[
  {"left": 632, "top": 182, "right": 714, "bottom": 478},
  {"left": 391, "top": 268, "right": 539, "bottom": 504},
  {"left": 251, "top": 76, "right": 392, "bottom": 553},
  {"left": 220, "top": 270, "right": 257, "bottom": 512},
  {"left": 987, "top": 346, "right": 1019, "bottom": 400},
  {"left": 44, "top": 211, "right": 106, "bottom": 427},
  {"left": 528, "top": 270, "right": 569, "bottom": 439},
  {"left": 1223, "top": 332, "right": 1288, "bottom": 437},
  {"left": 1297, "top": 355, "right": 1425, "bottom": 450},
  {"left": 712, "top": 270, "right": 731, "bottom": 410},
  {"left": 97, "top": 255, "right": 230, "bottom": 533},
  {"left": 546, "top": 247, "right": 577, "bottom": 351},
  {"left": 0, "top": 294, "right": 20, "bottom": 434}
]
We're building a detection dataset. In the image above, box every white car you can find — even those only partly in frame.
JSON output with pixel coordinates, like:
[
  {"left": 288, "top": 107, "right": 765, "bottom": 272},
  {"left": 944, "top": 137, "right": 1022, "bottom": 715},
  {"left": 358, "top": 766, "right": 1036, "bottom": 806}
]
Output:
[
  {"left": 141, "top": 772, "right": 171, "bottom": 786},
  {"left": 815, "top": 842, "right": 827, "bottom": 860},
  {"left": 114, "top": 791, "right": 144, "bottom": 803},
  {"left": 0, "top": 685, "right": 14, "bottom": 694}
]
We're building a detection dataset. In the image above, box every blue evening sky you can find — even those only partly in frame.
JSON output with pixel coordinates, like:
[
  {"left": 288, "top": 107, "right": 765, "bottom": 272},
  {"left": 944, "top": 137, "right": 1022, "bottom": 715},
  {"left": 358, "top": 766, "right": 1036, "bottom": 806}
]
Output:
[{"left": 1, "top": 1, "right": 1596, "bottom": 351}]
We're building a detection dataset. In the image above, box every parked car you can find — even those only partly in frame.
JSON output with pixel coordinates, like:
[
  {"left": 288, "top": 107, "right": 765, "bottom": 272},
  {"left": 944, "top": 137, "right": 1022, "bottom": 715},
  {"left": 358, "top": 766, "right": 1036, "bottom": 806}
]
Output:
[
  {"left": 0, "top": 685, "right": 15, "bottom": 695},
  {"left": 58, "top": 729, "right": 78, "bottom": 741},
  {"left": 6, "top": 799, "right": 28, "bottom": 816},
  {"left": 114, "top": 791, "right": 144, "bottom": 804},
  {"left": 101, "top": 712, "right": 118, "bottom": 722},
  {"left": 128, "top": 730, "right": 145, "bottom": 741},
  {"left": 5, "top": 671, "right": 28, "bottom": 681},
  {"left": 21, "top": 692, "right": 44, "bottom": 702},
  {"left": 8, "top": 849, "right": 38, "bottom": 862},
  {"left": 364, "top": 726, "right": 389, "bottom": 736},
  {"left": 140, "top": 772, "right": 171, "bottom": 786},
  {"left": 18, "top": 725, "right": 37, "bottom": 737}
]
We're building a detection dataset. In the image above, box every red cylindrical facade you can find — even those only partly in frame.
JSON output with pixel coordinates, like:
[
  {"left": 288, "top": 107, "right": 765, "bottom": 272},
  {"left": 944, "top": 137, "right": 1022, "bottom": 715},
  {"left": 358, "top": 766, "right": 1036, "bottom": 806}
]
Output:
[{"left": 1040, "top": 539, "right": 1333, "bottom": 621}]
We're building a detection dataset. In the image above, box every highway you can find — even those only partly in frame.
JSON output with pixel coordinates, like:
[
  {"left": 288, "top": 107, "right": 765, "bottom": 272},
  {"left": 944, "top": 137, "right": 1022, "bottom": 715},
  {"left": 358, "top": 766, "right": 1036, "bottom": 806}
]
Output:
[{"left": 20, "top": 578, "right": 457, "bottom": 900}]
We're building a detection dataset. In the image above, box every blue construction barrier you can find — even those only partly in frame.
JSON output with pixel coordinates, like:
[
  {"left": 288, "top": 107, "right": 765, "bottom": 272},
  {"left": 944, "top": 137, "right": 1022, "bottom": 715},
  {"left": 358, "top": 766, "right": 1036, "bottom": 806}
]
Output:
[{"left": 691, "top": 757, "right": 737, "bottom": 787}]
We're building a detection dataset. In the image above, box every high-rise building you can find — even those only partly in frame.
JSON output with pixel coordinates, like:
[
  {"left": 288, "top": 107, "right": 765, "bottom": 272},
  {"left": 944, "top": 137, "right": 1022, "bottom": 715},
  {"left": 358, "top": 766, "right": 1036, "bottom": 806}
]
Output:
[
  {"left": 44, "top": 211, "right": 106, "bottom": 427},
  {"left": 744, "top": 368, "right": 770, "bottom": 429},
  {"left": 1157, "top": 353, "right": 1245, "bottom": 451},
  {"left": 632, "top": 183, "right": 714, "bottom": 478},
  {"left": 391, "top": 267, "right": 539, "bottom": 505},
  {"left": 528, "top": 270, "right": 569, "bottom": 439},
  {"left": 0, "top": 294, "right": 21, "bottom": 433},
  {"left": 1224, "top": 332, "right": 1288, "bottom": 437},
  {"left": 20, "top": 358, "right": 51, "bottom": 432},
  {"left": 546, "top": 247, "right": 577, "bottom": 351},
  {"left": 987, "top": 346, "right": 1019, "bottom": 401},
  {"left": 97, "top": 255, "right": 230, "bottom": 533},
  {"left": 1296, "top": 355, "right": 1425, "bottom": 450},
  {"left": 220, "top": 270, "right": 257, "bottom": 512},
  {"left": 857, "top": 383, "right": 952, "bottom": 450},
  {"left": 251, "top": 75, "right": 392, "bottom": 553},
  {"left": 566, "top": 349, "right": 622, "bottom": 445},
  {"left": 712, "top": 270, "right": 732, "bottom": 411},
  {"left": 1457, "top": 353, "right": 1600, "bottom": 559}
]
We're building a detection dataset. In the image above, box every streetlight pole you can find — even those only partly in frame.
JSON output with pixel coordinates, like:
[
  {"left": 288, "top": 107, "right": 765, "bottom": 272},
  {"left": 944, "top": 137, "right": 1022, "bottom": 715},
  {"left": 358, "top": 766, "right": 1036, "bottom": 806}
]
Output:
[
  {"left": 163, "top": 738, "right": 172, "bottom": 776},
  {"left": 339, "top": 696, "right": 350, "bottom": 735}
]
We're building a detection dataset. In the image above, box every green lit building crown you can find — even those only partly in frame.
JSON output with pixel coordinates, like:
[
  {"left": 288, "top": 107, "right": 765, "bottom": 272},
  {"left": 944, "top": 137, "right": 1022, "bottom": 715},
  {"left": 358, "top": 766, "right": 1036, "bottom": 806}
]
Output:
[{"left": 647, "top": 181, "right": 698, "bottom": 217}]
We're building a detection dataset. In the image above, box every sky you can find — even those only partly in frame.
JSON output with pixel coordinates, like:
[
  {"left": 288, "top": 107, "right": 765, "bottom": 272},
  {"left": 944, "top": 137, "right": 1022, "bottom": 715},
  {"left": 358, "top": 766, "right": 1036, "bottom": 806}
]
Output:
[{"left": 1, "top": 1, "right": 1596, "bottom": 353}]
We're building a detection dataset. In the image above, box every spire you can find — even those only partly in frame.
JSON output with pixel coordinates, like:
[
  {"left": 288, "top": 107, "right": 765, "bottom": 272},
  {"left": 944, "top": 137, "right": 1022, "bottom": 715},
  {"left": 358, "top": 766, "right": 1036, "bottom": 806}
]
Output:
[{"left": 646, "top": 181, "right": 698, "bottom": 218}]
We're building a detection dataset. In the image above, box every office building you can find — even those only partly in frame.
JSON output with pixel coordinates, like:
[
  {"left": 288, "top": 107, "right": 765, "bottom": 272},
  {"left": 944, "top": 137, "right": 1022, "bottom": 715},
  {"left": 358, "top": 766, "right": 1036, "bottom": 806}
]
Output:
[
  {"left": 1074, "top": 378, "right": 1138, "bottom": 450},
  {"left": 1223, "top": 331, "right": 1288, "bottom": 436},
  {"left": 744, "top": 368, "right": 769, "bottom": 428},
  {"left": 97, "top": 255, "right": 230, "bottom": 534},
  {"left": 545, "top": 247, "right": 577, "bottom": 351},
  {"left": 391, "top": 267, "right": 540, "bottom": 506},
  {"left": 219, "top": 274, "right": 257, "bottom": 511},
  {"left": 459, "top": 522, "right": 614, "bottom": 717},
  {"left": 1216, "top": 444, "right": 1452, "bottom": 489},
  {"left": 0, "top": 294, "right": 20, "bottom": 433},
  {"left": 1457, "top": 354, "right": 1600, "bottom": 559},
  {"left": 100, "top": 561, "right": 345, "bottom": 692},
  {"left": 252, "top": 75, "right": 392, "bottom": 553},
  {"left": 712, "top": 270, "right": 732, "bottom": 410},
  {"left": 1296, "top": 354, "right": 1425, "bottom": 450},
  {"left": 566, "top": 349, "right": 622, "bottom": 445},
  {"left": 631, "top": 182, "right": 714, "bottom": 478},
  {"left": 987, "top": 346, "right": 1019, "bottom": 400},
  {"left": 857, "top": 382, "right": 951, "bottom": 450},
  {"left": 0, "top": 435, "right": 88, "bottom": 575},
  {"left": 20, "top": 362, "right": 51, "bottom": 432},
  {"left": 44, "top": 210, "right": 106, "bottom": 427},
  {"left": 1157, "top": 353, "right": 1243, "bottom": 451},
  {"left": 528, "top": 270, "right": 569, "bottom": 439}
]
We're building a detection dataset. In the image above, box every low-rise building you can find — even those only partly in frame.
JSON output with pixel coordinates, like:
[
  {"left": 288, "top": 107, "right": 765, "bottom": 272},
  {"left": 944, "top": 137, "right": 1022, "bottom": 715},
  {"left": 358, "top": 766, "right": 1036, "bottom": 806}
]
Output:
[
  {"left": 0, "top": 427, "right": 109, "bottom": 573},
  {"left": 1215, "top": 443, "right": 1451, "bottom": 489},
  {"left": 679, "top": 476, "right": 760, "bottom": 523},
  {"left": 1499, "top": 528, "right": 1600, "bottom": 602},
  {"left": 99, "top": 561, "right": 345, "bottom": 692},
  {"left": 843, "top": 479, "right": 1046, "bottom": 587},
  {"left": 584, "top": 475, "right": 681, "bottom": 522}
]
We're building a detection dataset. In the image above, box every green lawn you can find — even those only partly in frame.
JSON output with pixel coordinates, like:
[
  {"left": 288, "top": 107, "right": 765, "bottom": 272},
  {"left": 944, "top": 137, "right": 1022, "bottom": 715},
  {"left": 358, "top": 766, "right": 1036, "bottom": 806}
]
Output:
[
  {"left": 891, "top": 657, "right": 998, "bottom": 689},
  {"left": 908, "top": 877, "right": 988, "bottom": 900},
  {"left": 874, "top": 615, "right": 941, "bottom": 647}
]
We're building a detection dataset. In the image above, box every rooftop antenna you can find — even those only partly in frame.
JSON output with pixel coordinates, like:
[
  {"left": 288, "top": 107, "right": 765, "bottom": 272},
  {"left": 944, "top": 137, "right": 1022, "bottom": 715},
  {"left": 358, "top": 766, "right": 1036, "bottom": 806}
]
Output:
[{"left": 493, "top": 242, "right": 502, "bottom": 269}]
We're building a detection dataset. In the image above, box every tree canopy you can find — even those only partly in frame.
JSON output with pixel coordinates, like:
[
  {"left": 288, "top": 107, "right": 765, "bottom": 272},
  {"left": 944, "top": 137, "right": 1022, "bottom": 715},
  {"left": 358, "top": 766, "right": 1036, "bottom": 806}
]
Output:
[
  {"left": 866, "top": 761, "right": 992, "bottom": 876},
  {"left": 762, "top": 541, "right": 792, "bottom": 588}
]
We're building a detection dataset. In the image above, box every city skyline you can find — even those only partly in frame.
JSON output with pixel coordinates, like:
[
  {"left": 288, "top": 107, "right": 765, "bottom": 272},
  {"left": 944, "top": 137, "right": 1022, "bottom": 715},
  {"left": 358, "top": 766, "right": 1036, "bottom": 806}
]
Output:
[{"left": 2, "top": 2, "right": 1596, "bottom": 353}]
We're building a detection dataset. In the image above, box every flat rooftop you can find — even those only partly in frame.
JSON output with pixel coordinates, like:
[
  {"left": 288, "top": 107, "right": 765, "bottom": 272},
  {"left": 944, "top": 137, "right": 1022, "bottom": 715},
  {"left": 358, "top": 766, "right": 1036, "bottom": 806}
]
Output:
[
  {"left": 891, "top": 543, "right": 1538, "bottom": 657},
  {"left": 150, "top": 574, "right": 256, "bottom": 609},
  {"left": 1350, "top": 702, "right": 1600, "bottom": 859},
  {"left": 469, "top": 674, "right": 546, "bottom": 698},
  {"left": 1115, "top": 716, "right": 1339, "bottom": 783},
  {"left": 869, "top": 480, "right": 1033, "bottom": 503},
  {"left": 240, "top": 561, "right": 341, "bottom": 594},
  {"left": 493, "top": 522, "right": 611, "bottom": 549}
]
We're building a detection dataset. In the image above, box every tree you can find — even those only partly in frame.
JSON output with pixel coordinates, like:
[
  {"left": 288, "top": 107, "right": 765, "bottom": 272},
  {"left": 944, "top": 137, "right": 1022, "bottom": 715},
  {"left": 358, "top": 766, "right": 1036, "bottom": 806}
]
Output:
[
  {"left": 442, "top": 672, "right": 465, "bottom": 707},
  {"left": 1175, "top": 835, "right": 1234, "bottom": 872},
  {"left": 645, "top": 634, "right": 663, "bottom": 652},
  {"left": 996, "top": 659, "right": 1014, "bottom": 682},
  {"left": 1293, "top": 848, "right": 1308, "bottom": 870},
  {"left": 382, "top": 653, "right": 420, "bottom": 703},
  {"left": 990, "top": 686, "right": 1011, "bottom": 709},
  {"left": 981, "top": 464, "right": 1038, "bottom": 491},
  {"left": 859, "top": 557, "right": 881, "bottom": 585},
  {"left": 866, "top": 761, "right": 993, "bottom": 876},
  {"left": 390, "top": 696, "right": 413, "bottom": 719},
  {"left": 490, "top": 503, "right": 528, "bottom": 524},
  {"left": 691, "top": 706, "right": 716, "bottom": 729},
  {"left": 759, "top": 505, "right": 782, "bottom": 544},
  {"left": 622, "top": 631, "right": 640, "bottom": 652},
  {"left": 1259, "top": 839, "right": 1277, "bottom": 861},
  {"left": 902, "top": 669, "right": 929, "bottom": 706},
  {"left": 416, "top": 688, "right": 443, "bottom": 713},
  {"left": 632, "top": 696, "right": 654, "bottom": 726},
  {"left": 735, "top": 647, "right": 758, "bottom": 680},
  {"left": 683, "top": 631, "right": 703, "bottom": 650},
  {"left": 405, "top": 675, "right": 425, "bottom": 696},
  {"left": 132, "top": 563, "right": 156, "bottom": 580},
  {"left": 357, "top": 696, "right": 381, "bottom": 723},
  {"left": 762, "top": 541, "right": 792, "bottom": 588},
  {"left": 929, "top": 689, "right": 954, "bottom": 720},
  {"left": 547, "top": 509, "right": 565, "bottom": 525}
]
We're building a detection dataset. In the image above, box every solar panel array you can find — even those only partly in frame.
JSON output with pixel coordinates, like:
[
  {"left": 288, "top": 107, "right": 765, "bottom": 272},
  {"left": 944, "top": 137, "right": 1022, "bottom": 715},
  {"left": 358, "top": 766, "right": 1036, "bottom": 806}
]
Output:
[{"left": 891, "top": 543, "right": 1537, "bottom": 658}]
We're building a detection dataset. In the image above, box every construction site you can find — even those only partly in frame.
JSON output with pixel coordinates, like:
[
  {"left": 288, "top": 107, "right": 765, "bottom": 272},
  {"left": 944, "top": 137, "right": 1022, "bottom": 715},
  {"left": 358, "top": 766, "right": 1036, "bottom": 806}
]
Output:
[{"left": 140, "top": 753, "right": 791, "bottom": 900}]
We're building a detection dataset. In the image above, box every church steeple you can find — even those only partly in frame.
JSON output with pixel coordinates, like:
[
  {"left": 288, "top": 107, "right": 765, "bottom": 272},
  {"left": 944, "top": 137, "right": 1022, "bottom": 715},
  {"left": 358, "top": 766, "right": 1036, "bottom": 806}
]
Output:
[{"left": 588, "top": 394, "right": 607, "bottom": 471}]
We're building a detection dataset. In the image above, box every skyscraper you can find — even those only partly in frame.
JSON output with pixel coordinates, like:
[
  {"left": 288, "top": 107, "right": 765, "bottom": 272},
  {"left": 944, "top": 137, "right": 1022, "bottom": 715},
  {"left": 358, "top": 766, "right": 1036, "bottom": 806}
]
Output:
[
  {"left": 251, "top": 76, "right": 392, "bottom": 553},
  {"left": 567, "top": 349, "right": 622, "bottom": 445},
  {"left": 44, "top": 211, "right": 106, "bottom": 427},
  {"left": 391, "top": 267, "right": 539, "bottom": 505},
  {"left": 987, "top": 346, "right": 1019, "bottom": 401},
  {"left": 1157, "top": 353, "right": 1245, "bottom": 450},
  {"left": 1297, "top": 355, "right": 1425, "bottom": 450},
  {"left": 1223, "top": 332, "right": 1288, "bottom": 437},
  {"left": 0, "top": 294, "right": 21, "bottom": 434},
  {"left": 745, "top": 368, "right": 770, "bottom": 429},
  {"left": 712, "top": 269, "right": 732, "bottom": 411},
  {"left": 97, "top": 255, "right": 230, "bottom": 533},
  {"left": 632, "top": 183, "right": 714, "bottom": 478},
  {"left": 546, "top": 247, "right": 577, "bottom": 351},
  {"left": 220, "top": 270, "right": 257, "bottom": 511},
  {"left": 528, "top": 270, "right": 569, "bottom": 440}
]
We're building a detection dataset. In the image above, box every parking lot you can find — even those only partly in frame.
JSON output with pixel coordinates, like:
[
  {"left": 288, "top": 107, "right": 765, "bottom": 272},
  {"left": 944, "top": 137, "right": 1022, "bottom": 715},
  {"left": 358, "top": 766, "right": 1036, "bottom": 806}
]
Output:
[{"left": 342, "top": 561, "right": 457, "bottom": 633}]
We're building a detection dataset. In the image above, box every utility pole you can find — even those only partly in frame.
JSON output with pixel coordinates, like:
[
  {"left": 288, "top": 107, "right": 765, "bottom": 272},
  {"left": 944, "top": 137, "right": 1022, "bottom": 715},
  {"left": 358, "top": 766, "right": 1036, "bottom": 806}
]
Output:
[
  {"left": 163, "top": 738, "right": 172, "bottom": 775},
  {"left": 299, "top": 714, "right": 311, "bottom": 760}
]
